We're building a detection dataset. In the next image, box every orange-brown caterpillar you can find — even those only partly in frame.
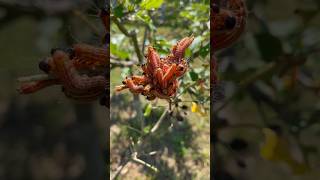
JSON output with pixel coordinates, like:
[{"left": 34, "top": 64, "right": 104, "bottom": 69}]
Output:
[
  {"left": 72, "top": 43, "right": 109, "bottom": 70},
  {"left": 50, "top": 50, "right": 107, "bottom": 101},
  {"left": 18, "top": 79, "right": 60, "bottom": 94},
  {"left": 18, "top": 46, "right": 108, "bottom": 101}
]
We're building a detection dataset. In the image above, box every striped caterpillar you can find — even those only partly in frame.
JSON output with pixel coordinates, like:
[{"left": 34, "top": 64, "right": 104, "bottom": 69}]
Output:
[
  {"left": 18, "top": 79, "right": 60, "bottom": 94},
  {"left": 72, "top": 43, "right": 109, "bottom": 71},
  {"left": 49, "top": 50, "right": 107, "bottom": 102}
]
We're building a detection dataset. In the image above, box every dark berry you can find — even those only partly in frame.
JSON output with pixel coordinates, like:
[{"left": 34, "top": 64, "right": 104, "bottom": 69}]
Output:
[{"left": 181, "top": 105, "right": 188, "bottom": 110}]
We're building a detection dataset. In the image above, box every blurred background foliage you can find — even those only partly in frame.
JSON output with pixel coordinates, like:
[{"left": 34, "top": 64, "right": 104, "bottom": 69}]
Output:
[
  {"left": 213, "top": 0, "right": 320, "bottom": 179},
  {"left": 110, "top": 0, "right": 210, "bottom": 179},
  {"left": 0, "top": 0, "right": 108, "bottom": 179}
]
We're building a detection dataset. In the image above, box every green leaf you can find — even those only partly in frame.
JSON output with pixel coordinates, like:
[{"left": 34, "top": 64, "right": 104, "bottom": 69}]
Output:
[
  {"left": 136, "top": 10, "right": 156, "bottom": 30},
  {"left": 110, "top": 43, "right": 130, "bottom": 59},
  {"left": 143, "top": 125, "right": 151, "bottom": 134},
  {"left": 144, "top": 103, "right": 152, "bottom": 117},
  {"left": 184, "top": 48, "right": 192, "bottom": 58},
  {"left": 137, "top": 10, "right": 151, "bottom": 23},
  {"left": 199, "top": 43, "right": 210, "bottom": 58},
  {"left": 189, "top": 71, "right": 199, "bottom": 81},
  {"left": 140, "top": 0, "right": 164, "bottom": 10},
  {"left": 113, "top": 5, "right": 125, "bottom": 18},
  {"left": 179, "top": 3, "right": 209, "bottom": 22},
  {"left": 153, "top": 37, "right": 171, "bottom": 55}
]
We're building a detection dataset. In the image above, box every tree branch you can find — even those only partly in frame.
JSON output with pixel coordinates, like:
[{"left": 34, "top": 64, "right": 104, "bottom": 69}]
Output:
[
  {"left": 110, "top": 108, "right": 171, "bottom": 179},
  {"left": 111, "top": 16, "right": 144, "bottom": 63}
]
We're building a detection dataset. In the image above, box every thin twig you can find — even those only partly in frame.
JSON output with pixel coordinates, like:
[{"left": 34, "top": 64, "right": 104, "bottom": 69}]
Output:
[
  {"left": 131, "top": 152, "right": 158, "bottom": 172},
  {"left": 142, "top": 26, "right": 149, "bottom": 54},
  {"left": 111, "top": 15, "right": 146, "bottom": 131},
  {"left": 111, "top": 108, "right": 170, "bottom": 179},
  {"left": 133, "top": 95, "right": 145, "bottom": 130},
  {"left": 17, "top": 74, "right": 54, "bottom": 82},
  {"left": 111, "top": 157, "right": 131, "bottom": 180},
  {"left": 150, "top": 108, "right": 169, "bottom": 134},
  {"left": 111, "top": 16, "right": 143, "bottom": 63},
  {"left": 110, "top": 59, "right": 137, "bottom": 67}
]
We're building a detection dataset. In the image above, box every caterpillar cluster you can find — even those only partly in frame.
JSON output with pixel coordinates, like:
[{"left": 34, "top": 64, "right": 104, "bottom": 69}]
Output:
[
  {"left": 18, "top": 8, "right": 110, "bottom": 107},
  {"left": 115, "top": 36, "right": 194, "bottom": 101}
]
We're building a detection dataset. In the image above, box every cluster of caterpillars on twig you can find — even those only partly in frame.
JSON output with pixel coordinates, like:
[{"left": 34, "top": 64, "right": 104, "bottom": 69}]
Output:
[
  {"left": 116, "top": 36, "right": 194, "bottom": 101},
  {"left": 17, "top": 7, "right": 110, "bottom": 107}
]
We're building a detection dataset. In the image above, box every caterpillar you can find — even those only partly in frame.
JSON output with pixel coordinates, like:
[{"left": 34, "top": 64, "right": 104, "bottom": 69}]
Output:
[
  {"left": 18, "top": 6, "right": 110, "bottom": 106},
  {"left": 72, "top": 43, "right": 109, "bottom": 71},
  {"left": 49, "top": 50, "right": 107, "bottom": 102},
  {"left": 18, "top": 79, "right": 60, "bottom": 94}
]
